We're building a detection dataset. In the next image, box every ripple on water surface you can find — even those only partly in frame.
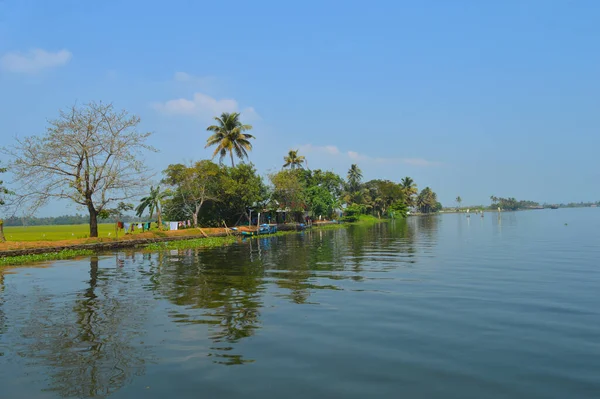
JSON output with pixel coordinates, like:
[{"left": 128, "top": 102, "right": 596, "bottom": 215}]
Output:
[{"left": 0, "top": 209, "right": 599, "bottom": 398}]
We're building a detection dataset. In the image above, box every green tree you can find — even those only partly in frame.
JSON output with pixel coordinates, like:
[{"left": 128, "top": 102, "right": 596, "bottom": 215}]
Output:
[
  {"left": 456, "top": 196, "right": 462, "bottom": 208},
  {"left": 341, "top": 204, "right": 365, "bottom": 222},
  {"left": 218, "top": 163, "right": 268, "bottom": 225},
  {"left": 135, "top": 186, "right": 171, "bottom": 227},
  {"left": 347, "top": 164, "right": 363, "bottom": 193},
  {"left": 389, "top": 200, "right": 408, "bottom": 218},
  {"left": 270, "top": 169, "right": 307, "bottom": 220},
  {"left": 162, "top": 160, "right": 220, "bottom": 227},
  {"left": 300, "top": 169, "right": 345, "bottom": 215},
  {"left": 205, "top": 112, "right": 254, "bottom": 167},
  {"left": 2, "top": 102, "right": 155, "bottom": 237},
  {"left": 283, "top": 149, "right": 306, "bottom": 169},
  {"left": 417, "top": 187, "right": 438, "bottom": 214},
  {"left": 305, "top": 185, "right": 335, "bottom": 218},
  {"left": 364, "top": 179, "right": 405, "bottom": 217},
  {"left": 401, "top": 177, "right": 418, "bottom": 207}
]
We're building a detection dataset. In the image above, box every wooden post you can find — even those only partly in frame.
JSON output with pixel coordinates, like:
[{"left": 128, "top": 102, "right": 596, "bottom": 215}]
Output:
[{"left": 222, "top": 220, "right": 230, "bottom": 236}]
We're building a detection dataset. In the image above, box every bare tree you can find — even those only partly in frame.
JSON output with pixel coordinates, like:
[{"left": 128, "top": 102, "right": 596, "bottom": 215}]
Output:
[
  {"left": 0, "top": 164, "right": 11, "bottom": 242},
  {"left": 2, "top": 102, "right": 156, "bottom": 237}
]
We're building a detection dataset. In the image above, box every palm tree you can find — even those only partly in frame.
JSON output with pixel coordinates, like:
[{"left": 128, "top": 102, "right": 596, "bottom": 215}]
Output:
[
  {"left": 205, "top": 112, "right": 255, "bottom": 167},
  {"left": 283, "top": 149, "right": 306, "bottom": 169},
  {"left": 136, "top": 186, "right": 171, "bottom": 228},
  {"left": 456, "top": 196, "right": 462, "bottom": 209},
  {"left": 401, "top": 177, "right": 418, "bottom": 207},
  {"left": 417, "top": 187, "right": 437, "bottom": 214},
  {"left": 347, "top": 164, "right": 363, "bottom": 194}
]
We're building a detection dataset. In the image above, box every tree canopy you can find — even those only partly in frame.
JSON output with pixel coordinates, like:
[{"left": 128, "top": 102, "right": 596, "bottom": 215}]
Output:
[
  {"left": 417, "top": 187, "right": 438, "bottom": 214},
  {"left": 283, "top": 149, "right": 306, "bottom": 169},
  {"left": 162, "top": 160, "right": 220, "bottom": 227},
  {"left": 205, "top": 112, "right": 254, "bottom": 167}
]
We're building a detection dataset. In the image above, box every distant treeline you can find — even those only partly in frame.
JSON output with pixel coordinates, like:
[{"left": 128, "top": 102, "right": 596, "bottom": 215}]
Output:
[
  {"left": 553, "top": 201, "right": 600, "bottom": 208},
  {"left": 2, "top": 214, "right": 146, "bottom": 227}
]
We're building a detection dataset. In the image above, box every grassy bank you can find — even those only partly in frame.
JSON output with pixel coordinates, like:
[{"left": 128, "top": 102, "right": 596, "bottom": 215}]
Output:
[
  {"left": 0, "top": 219, "right": 366, "bottom": 262},
  {"left": 0, "top": 249, "right": 95, "bottom": 267},
  {"left": 2, "top": 223, "right": 116, "bottom": 241}
]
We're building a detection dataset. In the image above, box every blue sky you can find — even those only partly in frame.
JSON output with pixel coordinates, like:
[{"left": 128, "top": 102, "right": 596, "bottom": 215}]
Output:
[{"left": 1, "top": 0, "right": 599, "bottom": 216}]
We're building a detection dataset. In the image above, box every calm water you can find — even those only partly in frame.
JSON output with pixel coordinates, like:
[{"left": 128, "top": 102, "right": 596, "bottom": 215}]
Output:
[{"left": 1, "top": 209, "right": 599, "bottom": 398}]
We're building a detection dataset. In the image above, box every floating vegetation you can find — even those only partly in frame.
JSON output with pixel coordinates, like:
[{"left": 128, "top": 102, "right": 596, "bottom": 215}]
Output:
[
  {"left": 144, "top": 236, "right": 239, "bottom": 251},
  {"left": 0, "top": 249, "right": 95, "bottom": 266}
]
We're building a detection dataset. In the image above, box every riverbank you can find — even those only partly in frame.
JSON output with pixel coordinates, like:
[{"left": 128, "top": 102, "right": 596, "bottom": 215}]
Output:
[{"left": 0, "top": 221, "right": 346, "bottom": 264}]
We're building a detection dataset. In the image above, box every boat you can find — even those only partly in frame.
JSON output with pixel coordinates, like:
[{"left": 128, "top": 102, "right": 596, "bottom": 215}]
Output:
[
  {"left": 550, "top": 205, "right": 559, "bottom": 209},
  {"left": 241, "top": 224, "right": 278, "bottom": 236}
]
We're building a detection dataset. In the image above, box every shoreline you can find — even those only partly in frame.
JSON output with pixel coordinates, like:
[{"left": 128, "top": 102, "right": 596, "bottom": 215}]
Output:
[{"left": 0, "top": 221, "right": 343, "bottom": 261}]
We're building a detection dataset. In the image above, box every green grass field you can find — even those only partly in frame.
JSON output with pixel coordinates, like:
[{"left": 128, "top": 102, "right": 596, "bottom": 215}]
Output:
[{"left": 3, "top": 224, "right": 119, "bottom": 241}]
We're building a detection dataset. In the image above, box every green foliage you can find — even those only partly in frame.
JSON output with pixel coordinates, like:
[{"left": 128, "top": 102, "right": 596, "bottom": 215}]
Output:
[
  {"left": 136, "top": 186, "right": 171, "bottom": 226},
  {"left": 162, "top": 160, "right": 221, "bottom": 226},
  {"left": 489, "top": 196, "right": 540, "bottom": 211},
  {"left": 347, "top": 164, "right": 363, "bottom": 195},
  {"left": 205, "top": 112, "right": 254, "bottom": 167},
  {"left": 306, "top": 185, "right": 335, "bottom": 218},
  {"left": 389, "top": 200, "right": 408, "bottom": 218},
  {"left": 144, "top": 236, "right": 238, "bottom": 250},
  {"left": 363, "top": 179, "right": 405, "bottom": 217},
  {"left": 0, "top": 249, "right": 94, "bottom": 267},
  {"left": 416, "top": 187, "right": 439, "bottom": 213},
  {"left": 220, "top": 163, "right": 268, "bottom": 221},
  {"left": 270, "top": 169, "right": 307, "bottom": 214},
  {"left": 342, "top": 204, "right": 365, "bottom": 222},
  {"left": 400, "top": 177, "right": 418, "bottom": 207},
  {"left": 164, "top": 163, "right": 267, "bottom": 226},
  {"left": 283, "top": 149, "right": 306, "bottom": 169}
]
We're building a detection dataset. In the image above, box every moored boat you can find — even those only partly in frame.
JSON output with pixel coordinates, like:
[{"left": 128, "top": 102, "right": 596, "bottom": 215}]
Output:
[{"left": 241, "top": 224, "right": 278, "bottom": 236}]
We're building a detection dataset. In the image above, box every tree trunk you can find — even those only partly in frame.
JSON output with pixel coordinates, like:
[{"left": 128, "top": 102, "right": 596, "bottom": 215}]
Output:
[
  {"left": 88, "top": 204, "right": 98, "bottom": 238},
  {"left": 0, "top": 219, "right": 5, "bottom": 242},
  {"left": 157, "top": 206, "right": 162, "bottom": 229},
  {"left": 192, "top": 200, "right": 203, "bottom": 228},
  {"left": 230, "top": 151, "right": 235, "bottom": 167}
]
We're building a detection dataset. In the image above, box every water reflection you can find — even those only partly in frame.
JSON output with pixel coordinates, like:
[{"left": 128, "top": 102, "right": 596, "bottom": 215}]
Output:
[
  {"left": 149, "top": 247, "right": 263, "bottom": 365},
  {"left": 0, "top": 219, "right": 432, "bottom": 397},
  {"left": 14, "top": 257, "right": 151, "bottom": 397}
]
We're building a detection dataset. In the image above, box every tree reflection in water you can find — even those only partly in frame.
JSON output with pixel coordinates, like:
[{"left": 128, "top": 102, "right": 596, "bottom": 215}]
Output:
[
  {"left": 150, "top": 247, "right": 263, "bottom": 365},
  {"left": 16, "top": 256, "right": 151, "bottom": 397}
]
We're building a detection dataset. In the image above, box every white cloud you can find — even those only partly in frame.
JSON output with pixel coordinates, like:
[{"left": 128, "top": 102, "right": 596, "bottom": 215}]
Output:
[
  {"left": 174, "top": 71, "right": 193, "bottom": 82},
  {"left": 0, "top": 48, "right": 72, "bottom": 73},
  {"left": 153, "top": 92, "right": 261, "bottom": 121},
  {"left": 348, "top": 151, "right": 368, "bottom": 161},
  {"left": 299, "top": 144, "right": 440, "bottom": 167},
  {"left": 299, "top": 144, "right": 341, "bottom": 155}
]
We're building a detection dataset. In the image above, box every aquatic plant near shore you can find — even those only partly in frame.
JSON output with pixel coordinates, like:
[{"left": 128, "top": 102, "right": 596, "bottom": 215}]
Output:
[
  {"left": 144, "top": 236, "right": 239, "bottom": 250},
  {"left": 0, "top": 249, "right": 95, "bottom": 266}
]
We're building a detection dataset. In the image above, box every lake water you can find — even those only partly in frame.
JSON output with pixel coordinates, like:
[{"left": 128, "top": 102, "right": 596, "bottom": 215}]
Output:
[{"left": 1, "top": 209, "right": 599, "bottom": 398}]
